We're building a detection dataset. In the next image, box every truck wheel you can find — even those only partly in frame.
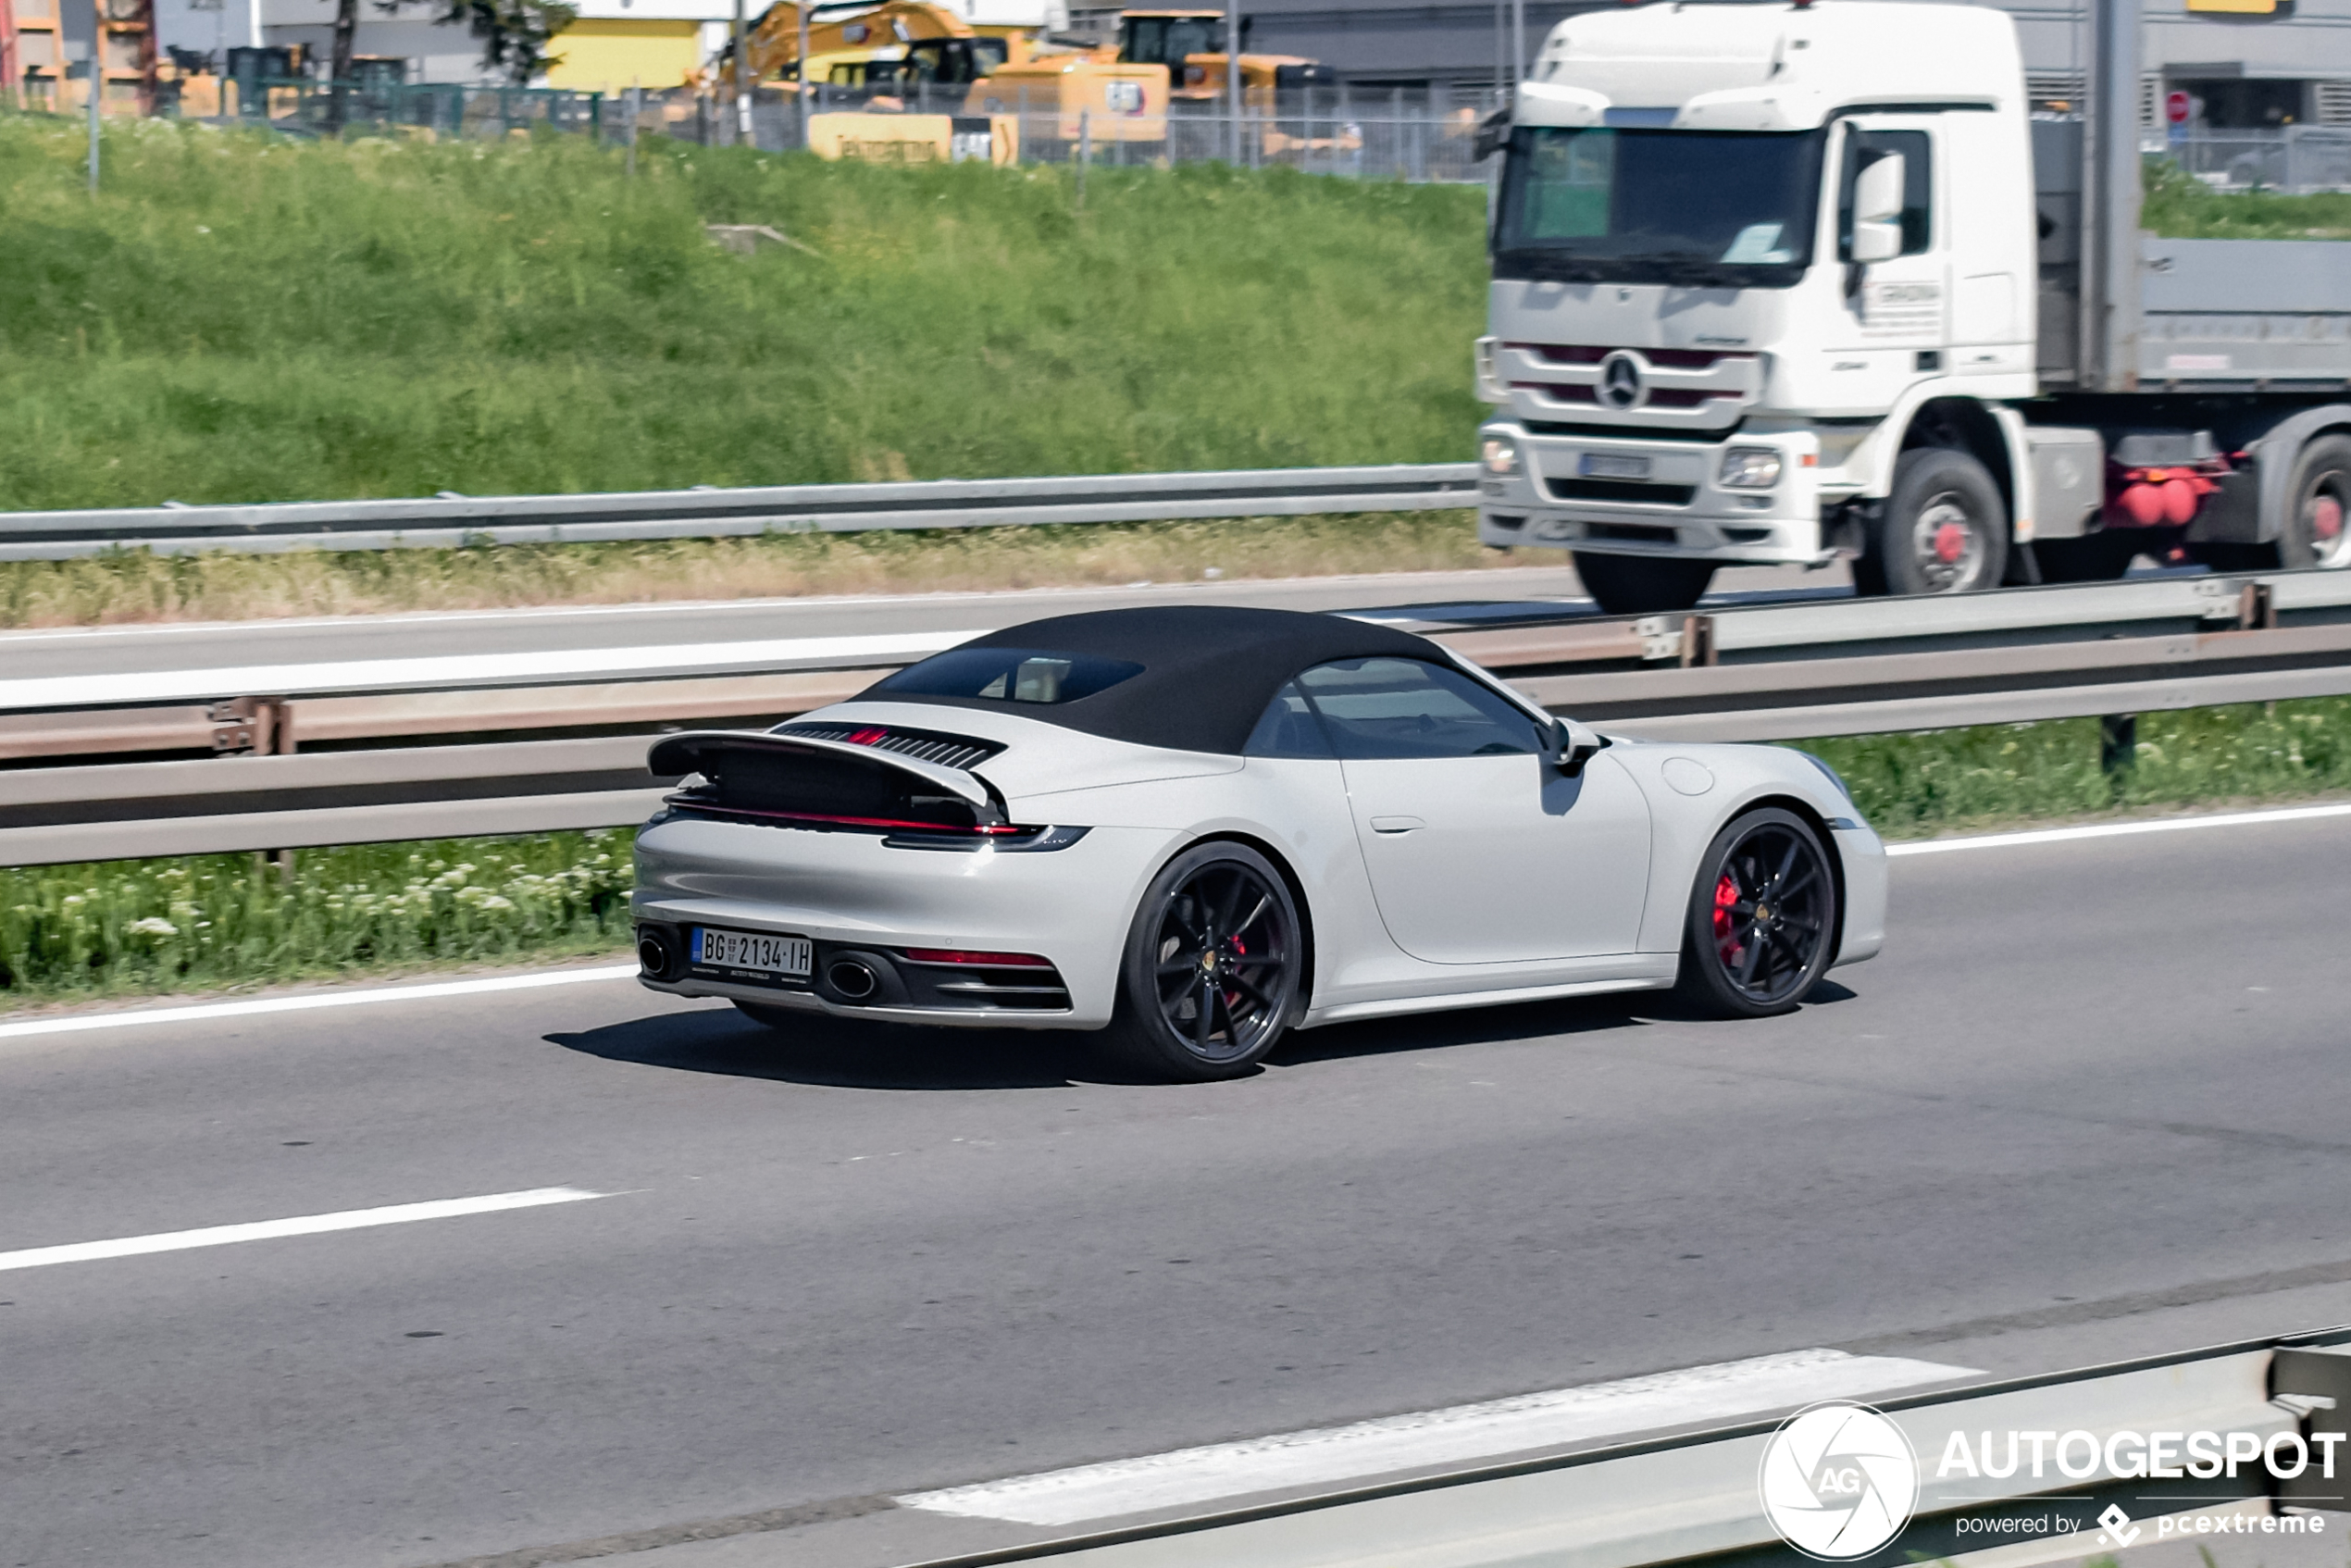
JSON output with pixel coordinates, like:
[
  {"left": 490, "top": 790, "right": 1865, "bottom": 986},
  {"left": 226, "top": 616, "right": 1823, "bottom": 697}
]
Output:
[
  {"left": 2280, "top": 434, "right": 2351, "bottom": 570},
  {"left": 1865, "top": 448, "right": 2009, "bottom": 597},
  {"left": 1573, "top": 553, "right": 1717, "bottom": 616},
  {"left": 2034, "top": 530, "right": 2144, "bottom": 583}
]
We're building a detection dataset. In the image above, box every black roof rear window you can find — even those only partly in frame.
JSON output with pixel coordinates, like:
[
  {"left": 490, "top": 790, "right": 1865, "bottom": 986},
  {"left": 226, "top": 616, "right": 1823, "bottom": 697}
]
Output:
[{"left": 873, "top": 647, "right": 1145, "bottom": 706}]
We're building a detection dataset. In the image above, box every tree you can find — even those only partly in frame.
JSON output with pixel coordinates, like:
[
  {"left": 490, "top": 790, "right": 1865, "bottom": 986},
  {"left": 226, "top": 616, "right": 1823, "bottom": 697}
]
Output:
[{"left": 374, "top": 0, "right": 578, "bottom": 86}]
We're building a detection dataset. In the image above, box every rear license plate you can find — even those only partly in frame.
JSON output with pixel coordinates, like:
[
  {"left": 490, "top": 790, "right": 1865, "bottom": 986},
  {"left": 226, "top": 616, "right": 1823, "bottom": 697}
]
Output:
[
  {"left": 691, "top": 927, "right": 813, "bottom": 981},
  {"left": 1579, "top": 453, "right": 1653, "bottom": 480}
]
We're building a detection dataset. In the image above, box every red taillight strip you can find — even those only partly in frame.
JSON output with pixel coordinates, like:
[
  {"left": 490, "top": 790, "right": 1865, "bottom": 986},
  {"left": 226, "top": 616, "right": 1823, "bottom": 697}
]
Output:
[
  {"left": 902, "top": 949, "right": 1056, "bottom": 967},
  {"left": 664, "top": 796, "right": 1018, "bottom": 834}
]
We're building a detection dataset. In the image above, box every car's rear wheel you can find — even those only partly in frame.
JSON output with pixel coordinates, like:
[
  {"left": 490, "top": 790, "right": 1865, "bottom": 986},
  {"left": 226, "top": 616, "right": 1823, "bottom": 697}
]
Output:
[
  {"left": 1673, "top": 807, "right": 1838, "bottom": 1018},
  {"left": 1101, "top": 842, "right": 1303, "bottom": 1082}
]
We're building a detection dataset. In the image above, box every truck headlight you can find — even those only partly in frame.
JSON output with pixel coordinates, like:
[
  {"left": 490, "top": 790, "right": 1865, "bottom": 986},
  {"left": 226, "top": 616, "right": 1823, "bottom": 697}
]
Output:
[
  {"left": 1482, "top": 437, "right": 1522, "bottom": 478},
  {"left": 1718, "top": 447, "right": 1784, "bottom": 490}
]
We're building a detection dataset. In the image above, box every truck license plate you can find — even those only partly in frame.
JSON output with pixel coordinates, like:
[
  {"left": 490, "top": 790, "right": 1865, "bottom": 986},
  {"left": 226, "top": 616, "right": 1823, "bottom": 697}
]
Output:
[
  {"left": 691, "top": 927, "right": 813, "bottom": 980},
  {"left": 1579, "top": 453, "right": 1653, "bottom": 479}
]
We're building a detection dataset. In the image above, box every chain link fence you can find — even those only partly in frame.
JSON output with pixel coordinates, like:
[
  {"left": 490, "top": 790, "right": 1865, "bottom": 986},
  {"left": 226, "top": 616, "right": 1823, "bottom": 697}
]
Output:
[
  {"left": 2165, "top": 127, "right": 2351, "bottom": 193},
  {"left": 647, "top": 82, "right": 1499, "bottom": 183}
]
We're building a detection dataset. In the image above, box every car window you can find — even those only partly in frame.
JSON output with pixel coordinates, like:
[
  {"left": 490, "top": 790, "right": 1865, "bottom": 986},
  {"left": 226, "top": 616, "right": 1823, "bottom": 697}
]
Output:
[
  {"left": 1294, "top": 658, "right": 1546, "bottom": 761},
  {"left": 1243, "top": 680, "right": 1333, "bottom": 759},
  {"left": 873, "top": 646, "right": 1144, "bottom": 705}
]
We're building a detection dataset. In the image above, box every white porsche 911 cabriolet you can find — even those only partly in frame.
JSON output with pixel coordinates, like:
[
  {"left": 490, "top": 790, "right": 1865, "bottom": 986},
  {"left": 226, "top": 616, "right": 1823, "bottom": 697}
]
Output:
[{"left": 631, "top": 605, "right": 1885, "bottom": 1080}]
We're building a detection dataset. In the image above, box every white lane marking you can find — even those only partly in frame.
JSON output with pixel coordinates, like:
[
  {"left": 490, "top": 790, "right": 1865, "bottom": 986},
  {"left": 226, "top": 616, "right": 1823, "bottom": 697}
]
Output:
[
  {"left": 0, "top": 964, "right": 640, "bottom": 1043},
  {"left": 1886, "top": 801, "right": 2351, "bottom": 858},
  {"left": 0, "top": 629, "right": 986, "bottom": 710},
  {"left": 896, "top": 1347, "right": 1978, "bottom": 1527},
  {"left": 0, "top": 1187, "right": 608, "bottom": 1274}
]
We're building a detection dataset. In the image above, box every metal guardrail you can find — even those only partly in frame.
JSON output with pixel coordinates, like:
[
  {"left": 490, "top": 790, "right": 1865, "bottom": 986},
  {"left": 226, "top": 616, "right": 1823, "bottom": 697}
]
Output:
[
  {"left": 2, "top": 566, "right": 2349, "bottom": 865},
  {"left": 919, "top": 1329, "right": 2351, "bottom": 1568},
  {"left": 0, "top": 464, "right": 1484, "bottom": 562}
]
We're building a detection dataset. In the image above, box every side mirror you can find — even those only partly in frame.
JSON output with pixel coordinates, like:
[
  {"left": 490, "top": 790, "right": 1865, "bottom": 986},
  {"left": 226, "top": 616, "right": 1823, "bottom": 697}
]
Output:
[
  {"left": 1850, "top": 219, "right": 1901, "bottom": 264},
  {"left": 1550, "top": 717, "right": 1609, "bottom": 777},
  {"left": 1848, "top": 152, "right": 1904, "bottom": 264},
  {"left": 1473, "top": 106, "right": 1511, "bottom": 162}
]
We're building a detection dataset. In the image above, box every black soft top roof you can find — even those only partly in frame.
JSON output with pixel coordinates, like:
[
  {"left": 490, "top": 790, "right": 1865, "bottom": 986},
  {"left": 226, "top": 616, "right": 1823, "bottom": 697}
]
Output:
[{"left": 854, "top": 605, "right": 1450, "bottom": 755}]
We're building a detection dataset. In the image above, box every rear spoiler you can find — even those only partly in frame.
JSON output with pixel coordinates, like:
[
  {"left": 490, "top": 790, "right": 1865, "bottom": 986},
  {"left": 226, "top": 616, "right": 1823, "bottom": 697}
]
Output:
[{"left": 648, "top": 730, "right": 1006, "bottom": 827}]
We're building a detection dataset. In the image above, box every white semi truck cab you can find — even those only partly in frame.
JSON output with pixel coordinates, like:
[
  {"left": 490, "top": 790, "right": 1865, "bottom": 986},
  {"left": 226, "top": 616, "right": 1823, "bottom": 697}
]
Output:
[{"left": 1474, "top": 0, "right": 2351, "bottom": 614}]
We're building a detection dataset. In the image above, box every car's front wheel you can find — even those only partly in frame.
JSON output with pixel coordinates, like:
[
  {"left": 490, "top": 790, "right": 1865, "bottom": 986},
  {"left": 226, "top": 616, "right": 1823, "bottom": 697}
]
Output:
[
  {"left": 1101, "top": 842, "right": 1304, "bottom": 1081},
  {"left": 1673, "top": 807, "right": 1839, "bottom": 1017}
]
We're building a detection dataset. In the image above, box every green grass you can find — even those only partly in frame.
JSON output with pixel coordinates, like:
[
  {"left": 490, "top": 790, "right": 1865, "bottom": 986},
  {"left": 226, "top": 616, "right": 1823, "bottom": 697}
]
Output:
[
  {"left": 1803, "top": 695, "right": 2351, "bottom": 838},
  {"left": 2145, "top": 156, "right": 2351, "bottom": 239},
  {"left": 6, "top": 697, "right": 2348, "bottom": 1009},
  {"left": 0, "top": 831, "right": 634, "bottom": 1005},
  {"left": 0, "top": 114, "right": 1486, "bottom": 514}
]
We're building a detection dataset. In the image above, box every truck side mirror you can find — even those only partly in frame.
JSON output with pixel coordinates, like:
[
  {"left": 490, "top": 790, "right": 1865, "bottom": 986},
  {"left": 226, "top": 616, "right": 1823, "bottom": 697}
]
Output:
[
  {"left": 1851, "top": 219, "right": 1902, "bottom": 263},
  {"left": 1474, "top": 106, "right": 1511, "bottom": 161},
  {"left": 1848, "top": 152, "right": 1905, "bottom": 263}
]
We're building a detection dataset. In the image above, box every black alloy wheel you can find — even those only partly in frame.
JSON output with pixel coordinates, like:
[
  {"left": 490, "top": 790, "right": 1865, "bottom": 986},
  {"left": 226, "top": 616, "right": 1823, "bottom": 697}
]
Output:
[
  {"left": 1674, "top": 807, "right": 1839, "bottom": 1017},
  {"left": 1103, "top": 842, "right": 1303, "bottom": 1081},
  {"left": 1857, "top": 447, "right": 2009, "bottom": 597}
]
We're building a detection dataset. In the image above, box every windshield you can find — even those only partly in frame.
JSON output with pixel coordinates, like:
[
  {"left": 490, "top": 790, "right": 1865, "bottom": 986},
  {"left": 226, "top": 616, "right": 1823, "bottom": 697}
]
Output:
[
  {"left": 1123, "top": 18, "right": 1221, "bottom": 67},
  {"left": 1493, "top": 126, "right": 1826, "bottom": 289}
]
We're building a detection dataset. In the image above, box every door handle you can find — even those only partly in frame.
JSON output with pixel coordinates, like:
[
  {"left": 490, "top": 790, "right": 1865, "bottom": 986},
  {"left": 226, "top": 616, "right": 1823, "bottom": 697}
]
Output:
[{"left": 1369, "top": 815, "right": 1425, "bottom": 834}]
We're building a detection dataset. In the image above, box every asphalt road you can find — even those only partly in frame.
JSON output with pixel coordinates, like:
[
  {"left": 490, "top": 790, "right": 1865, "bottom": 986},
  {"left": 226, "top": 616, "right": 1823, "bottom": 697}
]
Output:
[
  {"left": 5, "top": 810, "right": 2349, "bottom": 1568},
  {"left": 0, "top": 562, "right": 1849, "bottom": 682}
]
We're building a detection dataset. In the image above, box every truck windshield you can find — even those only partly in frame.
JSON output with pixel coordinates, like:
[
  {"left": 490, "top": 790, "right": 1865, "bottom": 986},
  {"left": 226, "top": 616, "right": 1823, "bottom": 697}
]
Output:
[{"left": 1494, "top": 126, "right": 1826, "bottom": 288}]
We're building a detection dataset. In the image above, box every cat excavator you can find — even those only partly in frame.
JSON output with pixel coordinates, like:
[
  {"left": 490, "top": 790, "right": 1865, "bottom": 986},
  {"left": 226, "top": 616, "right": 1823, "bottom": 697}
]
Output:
[
  {"left": 715, "top": 1, "right": 1168, "bottom": 149},
  {"left": 1108, "top": 8, "right": 1333, "bottom": 106}
]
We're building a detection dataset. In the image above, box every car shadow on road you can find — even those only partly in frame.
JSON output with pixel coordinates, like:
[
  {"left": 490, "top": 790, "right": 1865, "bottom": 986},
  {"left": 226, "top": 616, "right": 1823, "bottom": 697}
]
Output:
[
  {"left": 1269, "top": 977, "right": 1858, "bottom": 1067},
  {"left": 550, "top": 979, "right": 1861, "bottom": 1091},
  {"left": 546, "top": 1007, "right": 1134, "bottom": 1091}
]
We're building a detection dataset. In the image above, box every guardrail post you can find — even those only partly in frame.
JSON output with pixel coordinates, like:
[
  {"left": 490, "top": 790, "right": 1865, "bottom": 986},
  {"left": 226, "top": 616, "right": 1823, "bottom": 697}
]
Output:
[
  {"left": 2100, "top": 713, "right": 2136, "bottom": 788},
  {"left": 208, "top": 696, "right": 292, "bottom": 756},
  {"left": 2237, "top": 579, "right": 2278, "bottom": 630},
  {"left": 1679, "top": 615, "right": 1717, "bottom": 669},
  {"left": 2270, "top": 1345, "right": 2351, "bottom": 1511}
]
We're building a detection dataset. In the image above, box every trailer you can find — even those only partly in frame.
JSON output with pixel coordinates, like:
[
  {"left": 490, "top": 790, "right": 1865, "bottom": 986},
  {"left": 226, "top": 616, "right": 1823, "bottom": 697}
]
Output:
[{"left": 1471, "top": 0, "right": 2351, "bottom": 613}]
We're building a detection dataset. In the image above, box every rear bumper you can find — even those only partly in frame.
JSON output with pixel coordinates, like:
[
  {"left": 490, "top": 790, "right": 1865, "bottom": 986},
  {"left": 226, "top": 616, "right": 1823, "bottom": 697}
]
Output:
[
  {"left": 629, "top": 813, "right": 1185, "bottom": 1030},
  {"left": 1477, "top": 420, "right": 1827, "bottom": 565},
  {"left": 1829, "top": 818, "right": 1888, "bottom": 967}
]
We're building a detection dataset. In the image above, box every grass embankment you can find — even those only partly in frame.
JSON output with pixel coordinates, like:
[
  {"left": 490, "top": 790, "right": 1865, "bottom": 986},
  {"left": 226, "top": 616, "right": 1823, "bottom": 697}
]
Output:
[
  {"left": 6, "top": 698, "right": 2347, "bottom": 1009},
  {"left": 0, "top": 116, "right": 1485, "bottom": 512}
]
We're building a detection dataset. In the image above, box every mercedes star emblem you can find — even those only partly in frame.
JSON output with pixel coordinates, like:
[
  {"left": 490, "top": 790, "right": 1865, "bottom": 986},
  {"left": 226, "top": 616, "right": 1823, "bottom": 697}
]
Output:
[{"left": 1598, "top": 352, "right": 1647, "bottom": 411}]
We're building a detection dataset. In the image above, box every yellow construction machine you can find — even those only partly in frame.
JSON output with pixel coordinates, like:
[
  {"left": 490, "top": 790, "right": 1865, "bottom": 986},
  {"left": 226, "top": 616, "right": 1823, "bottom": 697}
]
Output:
[
  {"left": 1108, "top": 8, "right": 1334, "bottom": 106},
  {"left": 724, "top": 1, "right": 1168, "bottom": 149}
]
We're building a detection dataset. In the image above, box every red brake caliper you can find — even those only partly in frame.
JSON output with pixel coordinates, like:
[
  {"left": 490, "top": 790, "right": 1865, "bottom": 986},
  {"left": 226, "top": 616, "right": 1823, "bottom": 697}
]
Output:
[{"left": 1712, "top": 873, "right": 1741, "bottom": 960}]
